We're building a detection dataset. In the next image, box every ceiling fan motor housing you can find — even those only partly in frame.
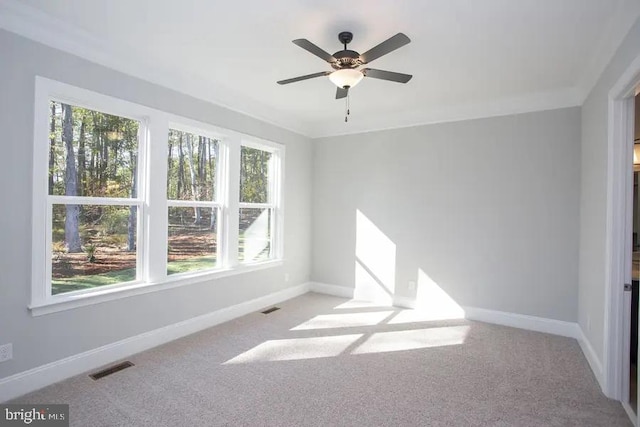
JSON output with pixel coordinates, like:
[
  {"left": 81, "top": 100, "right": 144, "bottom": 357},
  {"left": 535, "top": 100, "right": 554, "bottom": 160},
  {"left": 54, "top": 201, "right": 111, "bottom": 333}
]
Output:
[
  {"left": 332, "top": 50, "right": 362, "bottom": 69},
  {"left": 333, "top": 31, "right": 362, "bottom": 69}
]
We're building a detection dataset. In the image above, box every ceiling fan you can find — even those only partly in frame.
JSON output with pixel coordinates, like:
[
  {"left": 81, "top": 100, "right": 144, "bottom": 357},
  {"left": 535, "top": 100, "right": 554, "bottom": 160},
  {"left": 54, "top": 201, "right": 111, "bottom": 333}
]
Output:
[{"left": 277, "top": 31, "right": 412, "bottom": 120}]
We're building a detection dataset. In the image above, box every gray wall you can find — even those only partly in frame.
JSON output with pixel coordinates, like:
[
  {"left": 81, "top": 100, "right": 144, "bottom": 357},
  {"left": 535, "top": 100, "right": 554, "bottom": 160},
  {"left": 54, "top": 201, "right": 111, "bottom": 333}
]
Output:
[
  {"left": 579, "top": 17, "right": 640, "bottom": 363},
  {"left": 312, "top": 108, "right": 581, "bottom": 321},
  {"left": 0, "top": 30, "right": 312, "bottom": 378}
]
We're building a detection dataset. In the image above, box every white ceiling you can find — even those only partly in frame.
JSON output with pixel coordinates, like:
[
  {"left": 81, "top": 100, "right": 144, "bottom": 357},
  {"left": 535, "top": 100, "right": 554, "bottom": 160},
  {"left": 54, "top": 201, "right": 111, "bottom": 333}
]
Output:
[{"left": 1, "top": 0, "right": 639, "bottom": 138}]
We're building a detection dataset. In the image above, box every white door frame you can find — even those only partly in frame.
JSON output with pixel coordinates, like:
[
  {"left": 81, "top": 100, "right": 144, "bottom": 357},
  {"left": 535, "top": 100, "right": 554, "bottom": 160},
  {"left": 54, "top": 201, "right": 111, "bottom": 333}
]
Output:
[{"left": 604, "top": 51, "right": 640, "bottom": 411}]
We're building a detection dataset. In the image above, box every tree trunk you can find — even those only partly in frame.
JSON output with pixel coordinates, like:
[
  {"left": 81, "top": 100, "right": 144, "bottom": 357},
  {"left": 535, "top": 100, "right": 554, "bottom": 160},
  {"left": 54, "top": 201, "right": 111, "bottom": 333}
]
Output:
[
  {"left": 48, "top": 102, "right": 56, "bottom": 194},
  {"left": 127, "top": 150, "right": 137, "bottom": 251},
  {"left": 77, "top": 117, "right": 87, "bottom": 197},
  {"left": 177, "top": 134, "right": 184, "bottom": 199},
  {"left": 62, "top": 103, "right": 82, "bottom": 253},
  {"left": 185, "top": 134, "right": 201, "bottom": 224}
]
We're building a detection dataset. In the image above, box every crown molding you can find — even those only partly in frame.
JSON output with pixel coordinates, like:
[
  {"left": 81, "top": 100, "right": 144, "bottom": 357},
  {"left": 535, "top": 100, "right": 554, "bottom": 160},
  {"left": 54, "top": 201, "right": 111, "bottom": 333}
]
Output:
[
  {"left": 309, "top": 87, "right": 583, "bottom": 139},
  {"left": 0, "top": 0, "right": 636, "bottom": 139},
  {"left": 575, "top": 0, "right": 640, "bottom": 104},
  {"left": 0, "top": 0, "right": 311, "bottom": 138}
]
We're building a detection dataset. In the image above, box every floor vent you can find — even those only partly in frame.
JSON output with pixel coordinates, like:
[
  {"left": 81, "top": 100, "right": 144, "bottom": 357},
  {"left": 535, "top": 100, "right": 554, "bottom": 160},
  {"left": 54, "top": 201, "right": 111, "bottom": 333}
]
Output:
[
  {"left": 89, "top": 361, "right": 134, "bottom": 380},
  {"left": 261, "top": 307, "right": 280, "bottom": 314}
]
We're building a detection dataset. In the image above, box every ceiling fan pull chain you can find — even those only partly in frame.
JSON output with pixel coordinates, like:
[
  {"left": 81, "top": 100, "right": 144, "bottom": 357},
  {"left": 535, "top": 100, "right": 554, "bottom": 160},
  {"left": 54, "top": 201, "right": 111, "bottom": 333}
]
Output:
[
  {"left": 345, "top": 95, "right": 348, "bottom": 122},
  {"left": 344, "top": 91, "right": 351, "bottom": 122}
]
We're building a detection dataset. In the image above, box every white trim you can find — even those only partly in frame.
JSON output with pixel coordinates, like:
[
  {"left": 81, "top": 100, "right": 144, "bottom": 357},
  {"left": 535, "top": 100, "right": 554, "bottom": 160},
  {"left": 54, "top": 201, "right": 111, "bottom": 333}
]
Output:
[
  {"left": 145, "top": 117, "right": 168, "bottom": 283},
  {"left": 48, "top": 196, "right": 142, "bottom": 205},
  {"left": 392, "top": 295, "right": 416, "bottom": 309},
  {"left": 31, "top": 77, "right": 287, "bottom": 312},
  {"left": 32, "top": 77, "right": 153, "bottom": 309},
  {"left": 309, "top": 90, "right": 584, "bottom": 139},
  {"left": 2, "top": 0, "right": 637, "bottom": 139},
  {"left": 309, "top": 282, "right": 355, "bottom": 299},
  {"left": 167, "top": 200, "right": 222, "bottom": 208},
  {"left": 576, "top": 0, "right": 640, "bottom": 104},
  {"left": 310, "top": 283, "right": 578, "bottom": 338},
  {"left": 274, "top": 147, "right": 285, "bottom": 260},
  {"left": 3, "top": 283, "right": 606, "bottom": 404},
  {"left": 237, "top": 142, "right": 285, "bottom": 263},
  {"left": 0, "top": 0, "right": 310, "bottom": 137},
  {"left": 577, "top": 326, "right": 606, "bottom": 392},
  {"left": 461, "top": 307, "right": 580, "bottom": 339},
  {"left": 225, "top": 135, "right": 241, "bottom": 268},
  {"left": 241, "top": 138, "right": 282, "bottom": 152},
  {"left": 624, "top": 403, "right": 639, "bottom": 427},
  {"left": 238, "top": 202, "right": 275, "bottom": 209},
  {"left": 0, "top": 282, "right": 311, "bottom": 403},
  {"left": 310, "top": 283, "right": 607, "bottom": 387},
  {"left": 29, "top": 259, "right": 284, "bottom": 317},
  {"left": 167, "top": 119, "right": 230, "bottom": 142},
  {"left": 604, "top": 50, "right": 640, "bottom": 400}
]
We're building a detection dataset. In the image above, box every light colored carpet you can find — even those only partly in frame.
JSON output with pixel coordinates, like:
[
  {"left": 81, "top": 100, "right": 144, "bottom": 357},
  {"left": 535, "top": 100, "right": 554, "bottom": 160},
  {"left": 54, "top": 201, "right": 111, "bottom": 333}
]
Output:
[{"left": 11, "top": 293, "right": 631, "bottom": 426}]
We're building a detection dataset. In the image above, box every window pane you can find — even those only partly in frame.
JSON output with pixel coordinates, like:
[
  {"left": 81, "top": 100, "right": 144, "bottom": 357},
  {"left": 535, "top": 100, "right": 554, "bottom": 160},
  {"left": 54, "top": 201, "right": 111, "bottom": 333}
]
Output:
[
  {"left": 168, "top": 207, "right": 218, "bottom": 275},
  {"left": 167, "top": 129, "right": 219, "bottom": 201},
  {"left": 240, "top": 146, "right": 272, "bottom": 203},
  {"left": 52, "top": 204, "right": 137, "bottom": 295},
  {"left": 239, "top": 208, "right": 272, "bottom": 262},
  {"left": 48, "top": 101, "right": 139, "bottom": 198}
]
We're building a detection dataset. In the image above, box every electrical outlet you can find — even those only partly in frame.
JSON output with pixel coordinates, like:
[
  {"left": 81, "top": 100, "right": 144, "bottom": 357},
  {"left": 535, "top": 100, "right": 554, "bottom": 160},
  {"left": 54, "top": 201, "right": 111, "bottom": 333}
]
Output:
[
  {"left": 0, "top": 343, "right": 12, "bottom": 363},
  {"left": 408, "top": 281, "right": 416, "bottom": 291},
  {"left": 284, "top": 273, "right": 290, "bottom": 282}
]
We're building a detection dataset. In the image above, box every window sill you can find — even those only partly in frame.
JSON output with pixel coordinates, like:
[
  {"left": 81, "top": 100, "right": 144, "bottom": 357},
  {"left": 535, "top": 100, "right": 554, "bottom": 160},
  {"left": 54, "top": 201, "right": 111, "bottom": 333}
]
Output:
[{"left": 29, "top": 259, "right": 284, "bottom": 317}]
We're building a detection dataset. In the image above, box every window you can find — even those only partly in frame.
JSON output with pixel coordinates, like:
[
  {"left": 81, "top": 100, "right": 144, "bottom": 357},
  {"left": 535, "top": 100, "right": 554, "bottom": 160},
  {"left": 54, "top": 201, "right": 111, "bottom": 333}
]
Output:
[
  {"left": 47, "top": 101, "right": 143, "bottom": 296},
  {"left": 166, "top": 128, "right": 221, "bottom": 275},
  {"left": 239, "top": 145, "right": 276, "bottom": 262},
  {"left": 31, "top": 78, "right": 284, "bottom": 314}
]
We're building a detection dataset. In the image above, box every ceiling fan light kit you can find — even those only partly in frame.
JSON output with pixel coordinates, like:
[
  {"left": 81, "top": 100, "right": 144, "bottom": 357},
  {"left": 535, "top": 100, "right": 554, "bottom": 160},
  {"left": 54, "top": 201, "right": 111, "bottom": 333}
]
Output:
[
  {"left": 277, "top": 31, "right": 412, "bottom": 122},
  {"left": 329, "top": 69, "right": 364, "bottom": 89}
]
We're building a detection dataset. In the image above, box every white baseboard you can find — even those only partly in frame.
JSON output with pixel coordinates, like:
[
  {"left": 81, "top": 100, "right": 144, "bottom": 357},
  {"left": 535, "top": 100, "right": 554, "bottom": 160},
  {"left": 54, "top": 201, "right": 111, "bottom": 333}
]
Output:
[
  {"left": 392, "top": 295, "right": 416, "bottom": 309},
  {"left": 310, "top": 284, "right": 606, "bottom": 389},
  {"left": 310, "top": 283, "right": 580, "bottom": 338},
  {"left": 462, "top": 306, "right": 580, "bottom": 339},
  {"left": 1, "top": 282, "right": 606, "bottom": 403},
  {"left": 0, "top": 282, "right": 311, "bottom": 403},
  {"left": 309, "top": 282, "right": 354, "bottom": 299},
  {"left": 576, "top": 326, "right": 605, "bottom": 392}
]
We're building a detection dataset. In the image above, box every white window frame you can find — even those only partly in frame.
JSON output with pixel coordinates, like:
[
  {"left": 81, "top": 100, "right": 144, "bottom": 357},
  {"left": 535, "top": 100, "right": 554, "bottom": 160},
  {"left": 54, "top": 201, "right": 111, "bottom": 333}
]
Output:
[
  {"left": 30, "top": 77, "right": 285, "bottom": 316},
  {"left": 31, "top": 78, "right": 153, "bottom": 309},
  {"left": 165, "top": 123, "right": 226, "bottom": 277},
  {"left": 239, "top": 140, "right": 285, "bottom": 263}
]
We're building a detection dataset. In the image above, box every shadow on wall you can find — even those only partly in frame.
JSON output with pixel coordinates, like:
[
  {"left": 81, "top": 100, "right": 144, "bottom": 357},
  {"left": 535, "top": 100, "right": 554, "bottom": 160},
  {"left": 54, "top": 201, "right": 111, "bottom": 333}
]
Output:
[{"left": 354, "top": 209, "right": 464, "bottom": 320}]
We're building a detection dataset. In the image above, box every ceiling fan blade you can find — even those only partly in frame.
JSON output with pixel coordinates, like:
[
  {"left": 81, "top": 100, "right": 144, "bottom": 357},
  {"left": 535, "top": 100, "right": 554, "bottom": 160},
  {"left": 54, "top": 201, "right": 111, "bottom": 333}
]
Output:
[
  {"left": 292, "top": 39, "right": 337, "bottom": 63},
  {"left": 277, "top": 71, "right": 331, "bottom": 85},
  {"left": 336, "top": 87, "right": 349, "bottom": 99},
  {"left": 362, "top": 68, "right": 412, "bottom": 83},
  {"left": 359, "top": 33, "right": 411, "bottom": 64}
]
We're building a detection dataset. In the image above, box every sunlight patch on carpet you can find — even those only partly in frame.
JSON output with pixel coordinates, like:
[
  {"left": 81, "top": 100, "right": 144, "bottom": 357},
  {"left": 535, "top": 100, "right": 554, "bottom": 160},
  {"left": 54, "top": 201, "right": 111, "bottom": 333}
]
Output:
[
  {"left": 291, "top": 311, "right": 395, "bottom": 330},
  {"left": 351, "top": 326, "right": 470, "bottom": 354},
  {"left": 223, "top": 334, "right": 363, "bottom": 364}
]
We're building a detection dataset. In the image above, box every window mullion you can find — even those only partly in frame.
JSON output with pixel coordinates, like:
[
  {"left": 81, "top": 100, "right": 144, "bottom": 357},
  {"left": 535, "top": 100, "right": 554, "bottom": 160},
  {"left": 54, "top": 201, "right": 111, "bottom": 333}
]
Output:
[
  {"left": 48, "top": 195, "right": 142, "bottom": 205},
  {"left": 225, "top": 136, "right": 241, "bottom": 267},
  {"left": 144, "top": 116, "right": 168, "bottom": 282},
  {"left": 167, "top": 200, "right": 221, "bottom": 208},
  {"left": 274, "top": 149, "right": 285, "bottom": 259}
]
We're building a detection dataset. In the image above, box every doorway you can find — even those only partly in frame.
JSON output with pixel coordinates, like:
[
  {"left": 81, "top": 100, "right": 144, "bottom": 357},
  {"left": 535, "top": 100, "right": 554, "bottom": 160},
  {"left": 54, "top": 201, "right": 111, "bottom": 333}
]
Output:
[
  {"left": 604, "top": 53, "right": 640, "bottom": 426},
  {"left": 630, "top": 93, "right": 640, "bottom": 415}
]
